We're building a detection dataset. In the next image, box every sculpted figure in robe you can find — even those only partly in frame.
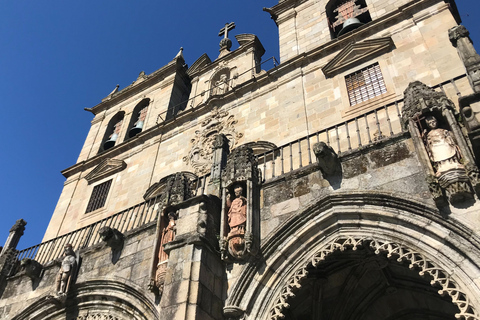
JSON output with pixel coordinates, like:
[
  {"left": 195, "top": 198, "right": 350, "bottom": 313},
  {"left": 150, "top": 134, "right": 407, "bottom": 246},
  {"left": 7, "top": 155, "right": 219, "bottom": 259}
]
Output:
[
  {"left": 424, "top": 115, "right": 464, "bottom": 176},
  {"left": 55, "top": 244, "right": 76, "bottom": 296},
  {"left": 226, "top": 185, "right": 247, "bottom": 258},
  {"left": 155, "top": 212, "right": 176, "bottom": 289}
]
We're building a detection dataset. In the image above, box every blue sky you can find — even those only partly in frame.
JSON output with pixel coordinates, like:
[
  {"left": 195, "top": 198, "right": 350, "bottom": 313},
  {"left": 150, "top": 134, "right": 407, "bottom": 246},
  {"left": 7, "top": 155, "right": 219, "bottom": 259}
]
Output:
[{"left": 0, "top": 1, "right": 479, "bottom": 251}]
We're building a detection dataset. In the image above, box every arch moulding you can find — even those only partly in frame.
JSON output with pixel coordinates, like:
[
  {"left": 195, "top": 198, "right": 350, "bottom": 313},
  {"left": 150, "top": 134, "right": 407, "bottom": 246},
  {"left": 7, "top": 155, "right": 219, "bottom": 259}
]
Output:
[{"left": 224, "top": 192, "right": 480, "bottom": 320}]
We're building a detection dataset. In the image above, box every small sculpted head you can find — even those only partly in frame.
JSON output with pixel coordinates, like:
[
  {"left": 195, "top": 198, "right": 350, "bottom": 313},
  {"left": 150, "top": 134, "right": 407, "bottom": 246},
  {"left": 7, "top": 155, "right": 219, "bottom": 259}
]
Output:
[
  {"left": 64, "top": 244, "right": 75, "bottom": 257},
  {"left": 426, "top": 115, "right": 438, "bottom": 129}
]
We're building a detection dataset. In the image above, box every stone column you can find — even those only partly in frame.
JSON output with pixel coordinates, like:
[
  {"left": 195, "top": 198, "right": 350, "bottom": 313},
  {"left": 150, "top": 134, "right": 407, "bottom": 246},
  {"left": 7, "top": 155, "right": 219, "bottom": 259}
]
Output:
[
  {"left": 207, "top": 134, "right": 230, "bottom": 198},
  {"left": 160, "top": 195, "right": 224, "bottom": 320},
  {"left": 1, "top": 219, "right": 26, "bottom": 257},
  {"left": 449, "top": 25, "right": 480, "bottom": 93}
]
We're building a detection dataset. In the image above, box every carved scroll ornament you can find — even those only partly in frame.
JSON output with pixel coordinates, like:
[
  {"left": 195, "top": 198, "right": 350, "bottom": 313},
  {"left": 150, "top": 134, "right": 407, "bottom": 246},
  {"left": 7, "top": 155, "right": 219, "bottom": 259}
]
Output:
[{"left": 183, "top": 107, "right": 243, "bottom": 175}]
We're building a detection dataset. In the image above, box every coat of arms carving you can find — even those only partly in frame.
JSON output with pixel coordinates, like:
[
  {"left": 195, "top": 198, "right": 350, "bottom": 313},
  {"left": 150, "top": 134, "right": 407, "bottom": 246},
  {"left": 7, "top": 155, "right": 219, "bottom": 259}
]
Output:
[{"left": 183, "top": 107, "right": 243, "bottom": 175}]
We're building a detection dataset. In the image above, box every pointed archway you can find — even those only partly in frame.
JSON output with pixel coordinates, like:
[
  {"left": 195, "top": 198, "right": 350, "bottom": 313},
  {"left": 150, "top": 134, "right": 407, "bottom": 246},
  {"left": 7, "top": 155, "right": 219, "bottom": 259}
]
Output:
[{"left": 224, "top": 192, "right": 480, "bottom": 320}]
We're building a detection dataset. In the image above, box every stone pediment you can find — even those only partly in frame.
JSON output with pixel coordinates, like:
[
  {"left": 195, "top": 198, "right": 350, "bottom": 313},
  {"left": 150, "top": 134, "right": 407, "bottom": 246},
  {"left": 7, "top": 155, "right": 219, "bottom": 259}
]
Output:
[
  {"left": 187, "top": 53, "right": 212, "bottom": 77},
  {"left": 84, "top": 159, "right": 126, "bottom": 184},
  {"left": 322, "top": 37, "right": 394, "bottom": 78}
]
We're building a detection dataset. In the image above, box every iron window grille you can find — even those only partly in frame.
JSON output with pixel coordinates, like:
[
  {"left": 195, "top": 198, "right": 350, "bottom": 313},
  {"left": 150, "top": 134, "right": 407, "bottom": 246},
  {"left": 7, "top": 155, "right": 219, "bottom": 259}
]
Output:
[
  {"left": 345, "top": 63, "right": 387, "bottom": 106},
  {"left": 85, "top": 179, "right": 112, "bottom": 213}
]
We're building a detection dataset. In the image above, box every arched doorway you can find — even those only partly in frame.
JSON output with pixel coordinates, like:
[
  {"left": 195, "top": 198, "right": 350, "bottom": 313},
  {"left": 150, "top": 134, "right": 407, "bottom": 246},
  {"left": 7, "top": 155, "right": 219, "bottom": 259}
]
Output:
[
  {"left": 225, "top": 193, "right": 480, "bottom": 320},
  {"left": 282, "top": 238, "right": 459, "bottom": 320}
]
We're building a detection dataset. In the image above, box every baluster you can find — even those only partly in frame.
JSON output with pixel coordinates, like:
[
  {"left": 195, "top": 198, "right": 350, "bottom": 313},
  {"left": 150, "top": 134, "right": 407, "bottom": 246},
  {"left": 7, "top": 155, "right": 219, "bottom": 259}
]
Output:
[
  {"left": 298, "top": 139, "right": 303, "bottom": 168},
  {"left": 272, "top": 150, "right": 276, "bottom": 178},
  {"left": 395, "top": 101, "right": 401, "bottom": 121},
  {"left": 316, "top": 132, "right": 319, "bottom": 143},
  {"left": 280, "top": 147, "right": 284, "bottom": 175},
  {"left": 450, "top": 79, "right": 461, "bottom": 96},
  {"left": 263, "top": 152, "right": 267, "bottom": 182},
  {"left": 439, "top": 83, "right": 446, "bottom": 94},
  {"left": 374, "top": 109, "right": 382, "bottom": 140},
  {"left": 307, "top": 137, "right": 312, "bottom": 164},
  {"left": 364, "top": 114, "right": 372, "bottom": 144},
  {"left": 289, "top": 143, "right": 293, "bottom": 172},
  {"left": 335, "top": 125, "right": 341, "bottom": 153},
  {"left": 326, "top": 129, "right": 330, "bottom": 146},
  {"left": 385, "top": 105, "right": 393, "bottom": 136},
  {"left": 355, "top": 117, "right": 362, "bottom": 147},
  {"left": 202, "top": 175, "right": 207, "bottom": 195},
  {"left": 345, "top": 122, "right": 352, "bottom": 151}
]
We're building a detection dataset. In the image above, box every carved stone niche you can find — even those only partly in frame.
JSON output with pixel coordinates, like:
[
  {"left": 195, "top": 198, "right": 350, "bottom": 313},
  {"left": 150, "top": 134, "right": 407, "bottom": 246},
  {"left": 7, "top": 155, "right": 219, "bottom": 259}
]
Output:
[
  {"left": 401, "top": 81, "right": 480, "bottom": 206},
  {"left": 220, "top": 145, "right": 261, "bottom": 261},
  {"left": 145, "top": 172, "right": 196, "bottom": 295}
]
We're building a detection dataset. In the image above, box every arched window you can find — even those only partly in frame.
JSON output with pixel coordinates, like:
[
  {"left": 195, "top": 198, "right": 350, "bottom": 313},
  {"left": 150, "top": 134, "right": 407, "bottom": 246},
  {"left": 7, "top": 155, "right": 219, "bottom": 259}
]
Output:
[
  {"left": 126, "top": 98, "right": 149, "bottom": 139},
  {"left": 100, "top": 111, "right": 125, "bottom": 152},
  {"left": 326, "top": 0, "right": 372, "bottom": 38}
]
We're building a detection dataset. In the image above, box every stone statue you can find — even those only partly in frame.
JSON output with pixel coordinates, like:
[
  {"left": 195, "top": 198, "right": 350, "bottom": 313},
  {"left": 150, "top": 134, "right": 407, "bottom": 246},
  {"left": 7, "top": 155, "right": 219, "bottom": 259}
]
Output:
[
  {"left": 226, "top": 184, "right": 247, "bottom": 258},
  {"left": 424, "top": 115, "right": 464, "bottom": 176},
  {"left": 214, "top": 74, "right": 228, "bottom": 95},
  {"left": 154, "top": 212, "right": 176, "bottom": 292},
  {"left": 55, "top": 244, "right": 77, "bottom": 296}
]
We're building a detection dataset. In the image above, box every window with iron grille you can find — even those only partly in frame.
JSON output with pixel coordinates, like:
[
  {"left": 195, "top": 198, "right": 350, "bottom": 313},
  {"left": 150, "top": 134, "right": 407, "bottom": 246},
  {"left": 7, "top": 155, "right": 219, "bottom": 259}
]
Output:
[
  {"left": 85, "top": 180, "right": 112, "bottom": 213},
  {"left": 345, "top": 63, "right": 387, "bottom": 106}
]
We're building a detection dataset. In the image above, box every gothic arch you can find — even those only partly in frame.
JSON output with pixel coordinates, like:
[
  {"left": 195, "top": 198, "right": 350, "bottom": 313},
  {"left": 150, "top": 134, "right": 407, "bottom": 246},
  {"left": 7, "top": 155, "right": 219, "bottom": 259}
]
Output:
[
  {"left": 12, "top": 278, "right": 159, "bottom": 320},
  {"left": 225, "top": 192, "right": 480, "bottom": 320}
]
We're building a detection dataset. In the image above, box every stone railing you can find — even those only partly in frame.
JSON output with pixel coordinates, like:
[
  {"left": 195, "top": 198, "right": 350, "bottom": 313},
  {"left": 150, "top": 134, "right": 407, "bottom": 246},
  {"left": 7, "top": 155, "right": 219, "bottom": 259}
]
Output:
[
  {"left": 11, "top": 74, "right": 467, "bottom": 267},
  {"left": 257, "top": 75, "right": 467, "bottom": 182}
]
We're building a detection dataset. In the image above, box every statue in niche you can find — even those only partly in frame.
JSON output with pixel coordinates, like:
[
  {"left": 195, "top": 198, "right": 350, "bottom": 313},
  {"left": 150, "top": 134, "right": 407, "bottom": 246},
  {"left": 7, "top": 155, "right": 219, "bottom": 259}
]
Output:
[
  {"left": 213, "top": 73, "right": 228, "bottom": 96},
  {"left": 154, "top": 212, "right": 176, "bottom": 293},
  {"left": 55, "top": 244, "right": 77, "bottom": 296},
  {"left": 226, "top": 184, "right": 247, "bottom": 259},
  {"left": 424, "top": 115, "right": 465, "bottom": 176}
]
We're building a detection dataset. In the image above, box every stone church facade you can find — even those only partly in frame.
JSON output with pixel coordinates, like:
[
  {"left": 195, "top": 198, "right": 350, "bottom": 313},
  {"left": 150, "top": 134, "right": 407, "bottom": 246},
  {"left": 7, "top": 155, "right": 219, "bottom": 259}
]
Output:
[{"left": 2, "top": 0, "right": 480, "bottom": 319}]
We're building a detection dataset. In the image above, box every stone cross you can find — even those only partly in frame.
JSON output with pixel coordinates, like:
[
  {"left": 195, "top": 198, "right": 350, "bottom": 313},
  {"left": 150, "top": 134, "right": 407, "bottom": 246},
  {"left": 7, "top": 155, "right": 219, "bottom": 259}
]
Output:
[{"left": 218, "top": 22, "right": 236, "bottom": 39}]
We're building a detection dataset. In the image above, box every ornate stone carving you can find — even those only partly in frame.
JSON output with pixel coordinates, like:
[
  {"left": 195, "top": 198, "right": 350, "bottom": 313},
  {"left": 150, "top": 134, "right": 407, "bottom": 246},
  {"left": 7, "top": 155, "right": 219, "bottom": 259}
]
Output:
[
  {"left": 149, "top": 211, "right": 177, "bottom": 295},
  {"left": 20, "top": 258, "right": 42, "bottom": 280},
  {"left": 183, "top": 107, "right": 243, "bottom": 175},
  {"left": 220, "top": 145, "right": 260, "bottom": 261},
  {"left": 449, "top": 25, "right": 480, "bottom": 93},
  {"left": 268, "top": 236, "right": 479, "bottom": 320},
  {"left": 143, "top": 171, "right": 197, "bottom": 204},
  {"left": 55, "top": 244, "right": 77, "bottom": 297},
  {"left": 75, "top": 314, "right": 122, "bottom": 320},
  {"left": 402, "top": 81, "right": 479, "bottom": 205},
  {"left": 313, "top": 141, "right": 341, "bottom": 176},
  {"left": 99, "top": 227, "right": 124, "bottom": 263}
]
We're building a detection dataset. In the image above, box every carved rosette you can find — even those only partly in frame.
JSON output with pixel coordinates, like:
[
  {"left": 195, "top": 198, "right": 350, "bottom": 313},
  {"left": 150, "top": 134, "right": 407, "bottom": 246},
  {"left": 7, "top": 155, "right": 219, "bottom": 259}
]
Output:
[
  {"left": 220, "top": 145, "right": 261, "bottom": 261},
  {"left": 402, "top": 81, "right": 479, "bottom": 206},
  {"left": 183, "top": 107, "right": 243, "bottom": 175}
]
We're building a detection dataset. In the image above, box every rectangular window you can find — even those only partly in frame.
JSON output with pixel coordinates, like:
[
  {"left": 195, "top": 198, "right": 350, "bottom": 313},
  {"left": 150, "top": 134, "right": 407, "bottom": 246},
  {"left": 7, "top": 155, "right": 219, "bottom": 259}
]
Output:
[
  {"left": 85, "top": 180, "right": 112, "bottom": 213},
  {"left": 345, "top": 63, "right": 387, "bottom": 106}
]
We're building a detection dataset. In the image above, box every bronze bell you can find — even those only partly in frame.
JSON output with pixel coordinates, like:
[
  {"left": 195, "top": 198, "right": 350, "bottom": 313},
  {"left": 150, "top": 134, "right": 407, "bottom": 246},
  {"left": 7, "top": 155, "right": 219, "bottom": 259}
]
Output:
[
  {"left": 338, "top": 17, "right": 364, "bottom": 36},
  {"left": 128, "top": 120, "right": 144, "bottom": 138},
  {"left": 103, "top": 132, "right": 118, "bottom": 150}
]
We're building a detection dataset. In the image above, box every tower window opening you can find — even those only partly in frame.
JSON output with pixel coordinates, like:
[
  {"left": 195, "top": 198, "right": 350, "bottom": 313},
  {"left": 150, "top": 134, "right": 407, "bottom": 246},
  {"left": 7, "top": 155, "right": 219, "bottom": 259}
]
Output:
[
  {"left": 85, "top": 179, "right": 112, "bottom": 213},
  {"left": 100, "top": 112, "right": 125, "bottom": 153},
  {"left": 345, "top": 63, "right": 387, "bottom": 106},
  {"left": 127, "top": 99, "right": 150, "bottom": 139},
  {"left": 327, "top": 0, "right": 372, "bottom": 38}
]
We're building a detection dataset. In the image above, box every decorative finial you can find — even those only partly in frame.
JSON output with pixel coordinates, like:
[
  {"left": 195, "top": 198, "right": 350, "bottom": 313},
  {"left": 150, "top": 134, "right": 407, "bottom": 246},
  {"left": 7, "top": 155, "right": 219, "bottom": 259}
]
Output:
[
  {"left": 175, "top": 47, "right": 184, "bottom": 60},
  {"left": 218, "top": 22, "right": 236, "bottom": 51},
  {"left": 108, "top": 84, "right": 119, "bottom": 96}
]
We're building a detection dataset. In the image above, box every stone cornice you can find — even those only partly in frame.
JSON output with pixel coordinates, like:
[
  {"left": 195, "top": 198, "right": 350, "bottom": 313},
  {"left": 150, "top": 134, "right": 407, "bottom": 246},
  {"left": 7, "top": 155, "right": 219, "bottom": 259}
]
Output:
[
  {"left": 85, "top": 57, "right": 187, "bottom": 116},
  {"left": 264, "top": 0, "right": 308, "bottom": 24}
]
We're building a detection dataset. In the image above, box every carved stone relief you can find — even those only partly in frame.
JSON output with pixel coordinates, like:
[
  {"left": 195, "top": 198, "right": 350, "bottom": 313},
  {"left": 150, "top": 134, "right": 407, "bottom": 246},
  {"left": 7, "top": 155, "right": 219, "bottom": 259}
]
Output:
[
  {"left": 183, "top": 107, "right": 243, "bottom": 175},
  {"left": 402, "top": 81, "right": 480, "bottom": 205},
  {"left": 55, "top": 244, "right": 78, "bottom": 297},
  {"left": 220, "top": 145, "right": 260, "bottom": 261}
]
